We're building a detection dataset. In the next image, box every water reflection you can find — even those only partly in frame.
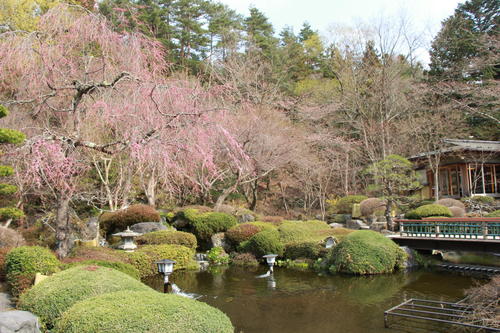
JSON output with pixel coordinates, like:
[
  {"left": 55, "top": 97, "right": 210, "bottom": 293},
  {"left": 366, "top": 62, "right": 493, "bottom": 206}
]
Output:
[{"left": 146, "top": 267, "right": 478, "bottom": 333}]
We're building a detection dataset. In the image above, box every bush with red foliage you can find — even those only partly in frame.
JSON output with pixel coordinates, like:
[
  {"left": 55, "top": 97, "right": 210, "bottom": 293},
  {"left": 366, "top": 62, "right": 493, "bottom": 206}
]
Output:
[
  {"left": 100, "top": 204, "right": 161, "bottom": 237},
  {"left": 225, "top": 223, "right": 261, "bottom": 244}
]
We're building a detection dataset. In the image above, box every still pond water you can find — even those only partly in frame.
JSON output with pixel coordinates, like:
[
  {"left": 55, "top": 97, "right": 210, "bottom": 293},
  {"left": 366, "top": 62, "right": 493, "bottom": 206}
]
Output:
[{"left": 147, "top": 266, "right": 481, "bottom": 333}]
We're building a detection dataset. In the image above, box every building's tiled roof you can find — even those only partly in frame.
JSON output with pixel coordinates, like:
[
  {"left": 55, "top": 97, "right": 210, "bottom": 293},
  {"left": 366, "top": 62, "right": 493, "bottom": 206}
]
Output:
[{"left": 409, "top": 139, "right": 500, "bottom": 160}]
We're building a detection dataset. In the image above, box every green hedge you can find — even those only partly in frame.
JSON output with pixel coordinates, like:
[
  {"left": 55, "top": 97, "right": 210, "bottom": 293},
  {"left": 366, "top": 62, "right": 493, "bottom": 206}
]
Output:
[
  {"left": 62, "top": 260, "right": 140, "bottom": 280},
  {"left": 18, "top": 266, "right": 151, "bottom": 329},
  {"left": 126, "top": 244, "right": 196, "bottom": 278},
  {"left": 284, "top": 241, "right": 323, "bottom": 260},
  {"left": 100, "top": 205, "right": 160, "bottom": 237},
  {"left": 327, "top": 230, "right": 406, "bottom": 275},
  {"left": 5, "top": 246, "right": 60, "bottom": 297},
  {"left": 241, "top": 229, "right": 284, "bottom": 257},
  {"left": 411, "top": 204, "right": 452, "bottom": 219},
  {"left": 136, "top": 230, "right": 197, "bottom": 249},
  {"left": 54, "top": 290, "right": 234, "bottom": 333},
  {"left": 486, "top": 210, "right": 500, "bottom": 217},
  {"left": 334, "top": 195, "right": 368, "bottom": 214}
]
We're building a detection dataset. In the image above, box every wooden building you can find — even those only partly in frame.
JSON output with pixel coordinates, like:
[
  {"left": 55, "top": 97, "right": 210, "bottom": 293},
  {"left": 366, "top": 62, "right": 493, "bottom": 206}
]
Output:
[{"left": 409, "top": 139, "right": 500, "bottom": 199}]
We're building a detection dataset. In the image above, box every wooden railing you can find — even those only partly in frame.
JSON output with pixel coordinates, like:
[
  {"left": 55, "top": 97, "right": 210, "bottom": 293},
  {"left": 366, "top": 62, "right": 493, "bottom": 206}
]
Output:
[{"left": 398, "top": 218, "right": 500, "bottom": 240}]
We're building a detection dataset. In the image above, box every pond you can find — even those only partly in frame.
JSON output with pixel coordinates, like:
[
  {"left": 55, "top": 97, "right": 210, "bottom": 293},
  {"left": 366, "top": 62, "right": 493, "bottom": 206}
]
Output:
[{"left": 147, "top": 266, "right": 482, "bottom": 333}]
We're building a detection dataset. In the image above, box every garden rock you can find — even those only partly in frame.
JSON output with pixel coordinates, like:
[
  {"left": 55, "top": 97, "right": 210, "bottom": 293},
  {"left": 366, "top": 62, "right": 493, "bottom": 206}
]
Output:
[
  {"left": 329, "top": 223, "right": 344, "bottom": 229},
  {"left": 400, "top": 246, "right": 418, "bottom": 268},
  {"left": 0, "top": 311, "right": 40, "bottom": 333},
  {"left": 210, "top": 233, "right": 229, "bottom": 251},
  {"left": 347, "top": 219, "right": 369, "bottom": 230},
  {"left": 130, "top": 222, "right": 166, "bottom": 234},
  {"left": 370, "top": 222, "right": 387, "bottom": 232},
  {"left": 81, "top": 217, "right": 99, "bottom": 240},
  {"left": 238, "top": 214, "right": 255, "bottom": 223}
]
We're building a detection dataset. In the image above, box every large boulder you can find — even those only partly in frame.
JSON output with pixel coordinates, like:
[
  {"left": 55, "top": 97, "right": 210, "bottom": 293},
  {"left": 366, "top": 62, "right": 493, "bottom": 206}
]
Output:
[
  {"left": 130, "top": 222, "right": 167, "bottom": 234},
  {"left": 400, "top": 246, "right": 418, "bottom": 268},
  {"left": 347, "top": 219, "right": 370, "bottom": 230},
  {"left": 210, "top": 232, "right": 229, "bottom": 251},
  {"left": 0, "top": 311, "right": 40, "bottom": 333}
]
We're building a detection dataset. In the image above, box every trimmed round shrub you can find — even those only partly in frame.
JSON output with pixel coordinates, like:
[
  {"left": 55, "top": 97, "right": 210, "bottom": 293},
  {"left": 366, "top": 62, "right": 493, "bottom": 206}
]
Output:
[
  {"left": 284, "top": 241, "right": 322, "bottom": 260},
  {"left": 328, "top": 230, "right": 406, "bottom": 275},
  {"left": 413, "top": 204, "right": 452, "bottom": 219},
  {"left": 360, "top": 198, "right": 387, "bottom": 217},
  {"left": 54, "top": 290, "right": 234, "bottom": 333},
  {"left": 191, "top": 212, "right": 237, "bottom": 241},
  {"left": 126, "top": 244, "right": 196, "bottom": 278},
  {"left": 100, "top": 204, "right": 161, "bottom": 237},
  {"left": 231, "top": 253, "right": 258, "bottom": 266},
  {"left": 207, "top": 246, "right": 230, "bottom": 265},
  {"left": 470, "top": 196, "right": 495, "bottom": 204},
  {"left": 334, "top": 195, "right": 368, "bottom": 214},
  {"left": 0, "top": 207, "right": 25, "bottom": 220},
  {"left": 175, "top": 209, "right": 237, "bottom": 243},
  {"left": 136, "top": 230, "right": 197, "bottom": 249},
  {"left": 404, "top": 209, "right": 420, "bottom": 219},
  {"left": 436, "top": 198, "right": 465, "bottom": 209},
  {"left": 5, "top": 246, "right": 60, "bottom": 297},
  {"left": 241, "top": 229, "right": 284, "bottom": 257},
  {"left": 0, "top": 128, "right": 26, "bottom": 144},
  {"left": 449, "top": 206, "right": 466, "bottom": 217},
  {"left": 62, "top": 260, "right": 140, "bottom": 280},
  {"left": 330, "top": 227, "right": 355, "bottom": 242},
  {"left": 486, "top": 210, "right": 500, "bottom": 217},
  {"left": 278, "top": 220, "right": 332, "bottom": 244},
  {"left": 0, "top": 227, "right": 25, "bottom": 248},
  {"left": 225, "top": 223, "right": 262, "bottom": 244},
  {"left": 18, "top": 266, "right": 151, "bottom": 329}
]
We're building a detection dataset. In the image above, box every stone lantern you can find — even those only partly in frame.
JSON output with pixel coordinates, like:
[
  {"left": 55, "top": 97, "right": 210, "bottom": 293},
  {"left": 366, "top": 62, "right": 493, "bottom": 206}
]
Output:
[{"left": 113, "top": 227, "right": 141, "bottom": 252}]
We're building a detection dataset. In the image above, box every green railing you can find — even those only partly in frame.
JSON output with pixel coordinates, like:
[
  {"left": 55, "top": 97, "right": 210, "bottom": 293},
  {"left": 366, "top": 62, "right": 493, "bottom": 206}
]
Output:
[{"left": 398, "top": 218, "right": 500, "bottom": 240}]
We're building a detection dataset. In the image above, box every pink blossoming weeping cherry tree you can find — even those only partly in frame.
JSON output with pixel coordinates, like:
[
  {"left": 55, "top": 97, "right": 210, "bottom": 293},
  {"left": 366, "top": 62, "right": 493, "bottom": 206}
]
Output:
[{"left": 0, "top": 5, "right": 243, "bottom": 257}]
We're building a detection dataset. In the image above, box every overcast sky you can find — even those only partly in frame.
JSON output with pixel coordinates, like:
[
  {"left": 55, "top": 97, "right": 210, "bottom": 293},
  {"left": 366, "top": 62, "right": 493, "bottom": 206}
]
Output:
[{"left": 219, "top": 0, "right": 464, "bottom": 65}]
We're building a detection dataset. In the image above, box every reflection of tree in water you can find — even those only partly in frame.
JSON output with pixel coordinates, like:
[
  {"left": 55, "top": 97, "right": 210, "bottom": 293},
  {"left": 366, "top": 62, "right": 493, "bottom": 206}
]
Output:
[{"left": 338, "top": 272, "right": 417, "bottom": 306}]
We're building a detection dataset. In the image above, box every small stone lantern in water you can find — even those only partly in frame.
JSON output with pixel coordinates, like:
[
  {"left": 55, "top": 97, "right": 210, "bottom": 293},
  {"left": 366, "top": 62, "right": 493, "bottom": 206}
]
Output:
[
  {"left": 262, "top": 254, "right": 278, "bottom": 274},
  {"left": 156, "top": 259, "right": 176, "bottom": 293},
  {"left": 113, "top": 227, "right": 141, "bottom": 252}
]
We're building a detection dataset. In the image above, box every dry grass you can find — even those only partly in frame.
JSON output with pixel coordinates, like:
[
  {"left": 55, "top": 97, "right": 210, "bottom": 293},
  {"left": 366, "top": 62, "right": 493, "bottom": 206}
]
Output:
[{"left": 464, "top": 276, "right": 500, "bottom": 329}]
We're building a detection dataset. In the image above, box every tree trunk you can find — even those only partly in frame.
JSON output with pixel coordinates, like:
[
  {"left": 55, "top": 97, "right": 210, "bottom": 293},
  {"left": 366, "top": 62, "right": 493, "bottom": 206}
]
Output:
[
  {"left": 55, "top": 195, "right": 72, "bottom": 258},
  {"left": 434, "top": 169, "right": 440, "bottom": 201},
  {"left": 214, "top": 182, "right": 239, "bottom": 210},
  {"left": 145, "top": 173, "right": 156, "bottom": 207},
  {"left": 385, "top": 199, "right": 394, "bottom": 231},
  {"left": 249, "top": 179, "right": 258, "bottom": 211}
]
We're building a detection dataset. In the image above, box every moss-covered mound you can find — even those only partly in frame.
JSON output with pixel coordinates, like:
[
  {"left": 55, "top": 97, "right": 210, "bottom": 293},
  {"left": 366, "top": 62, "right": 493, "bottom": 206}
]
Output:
[
  {"left": 126, "top": 244, "right": 197, "bottom": 278},
  {"left": 54, "top": 290, "right": 234, "bottom": 333},
  {"left": 136, "top": 230, "right": 197, "bottom": 249},
  {"left": 5, "top": 246, "right": 60, "bottom": 296},
  {"left": 278, "top": 220, "right": 333, "bottom": 244},
  {"left": 327, "top": 230, "right": 406, "bottom": 275},
  {"left": 18, "top": 266, "right": 151, "bottom": 329},
  {"left": 62, "top": 260, "right": 140, "bottom": 280}
]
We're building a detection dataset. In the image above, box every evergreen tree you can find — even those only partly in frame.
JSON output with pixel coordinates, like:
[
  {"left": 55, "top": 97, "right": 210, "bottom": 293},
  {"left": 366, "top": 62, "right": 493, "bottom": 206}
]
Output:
[
  {"left": 206, "top": 3, "right": 243, "bottom": 61},
  {"left": 244, "top": 7, "right": 277, "bottom": 57},
  {"left": 298, "top": 22, "right": 314, "bottom": 42},
  {"left": 0, "top": 105, "right": 25, "bottom": 226},
  {"left": 429, "top": 0, "right": 499, "bottom": 79}
]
